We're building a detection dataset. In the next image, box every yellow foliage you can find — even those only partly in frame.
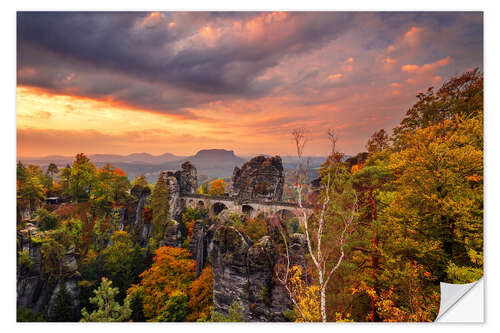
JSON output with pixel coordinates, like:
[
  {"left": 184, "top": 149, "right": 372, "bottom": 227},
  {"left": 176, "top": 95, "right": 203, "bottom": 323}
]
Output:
[{"left": 287, "top": 266, "right": 321, "bottom": 322}]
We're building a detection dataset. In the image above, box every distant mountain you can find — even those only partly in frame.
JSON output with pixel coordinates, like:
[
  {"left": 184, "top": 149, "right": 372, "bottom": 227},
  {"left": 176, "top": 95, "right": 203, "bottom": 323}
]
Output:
[
  {"left": 180, "top": 149, "right": 247, "bottom": 178},
  {"left": 18, "top": 150, "right": 336, "bottom": 182},
  {"left": 20, "top": 152, "right": 185, "bottom": 166},
  {"left": 90, "top": 152, "right": 184, "bottom": 164}
]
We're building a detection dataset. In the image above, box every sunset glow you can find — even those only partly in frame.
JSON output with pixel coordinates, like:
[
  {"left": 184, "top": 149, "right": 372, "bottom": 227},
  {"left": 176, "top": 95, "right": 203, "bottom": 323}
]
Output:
[{"left": 17, "top": 12, "right": 483, "bottom": 158}]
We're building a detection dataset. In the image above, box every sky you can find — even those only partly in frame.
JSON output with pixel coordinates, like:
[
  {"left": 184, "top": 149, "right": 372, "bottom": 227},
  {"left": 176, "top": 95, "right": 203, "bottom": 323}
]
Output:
[{"left": 16, "top": 11, "right": 483, "bottom": 158}]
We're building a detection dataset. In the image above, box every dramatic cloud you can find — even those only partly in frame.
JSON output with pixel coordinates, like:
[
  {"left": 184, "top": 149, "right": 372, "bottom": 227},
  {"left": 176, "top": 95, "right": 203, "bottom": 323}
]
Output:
[{"left": 16, "top": 12, "right": 483, "bottom": 157}]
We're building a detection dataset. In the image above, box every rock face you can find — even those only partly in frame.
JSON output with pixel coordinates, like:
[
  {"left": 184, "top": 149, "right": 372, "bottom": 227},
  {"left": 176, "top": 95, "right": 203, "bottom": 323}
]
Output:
[
  {"left": 17, "top": 225, "right": 81, "bottom": 320},
  {"left": 207, "top": 222, "right": 307, "bottom": 321},
  {"left": 189, "top": 221, "right": 207, "bottom": 277},
  {"left": 230, "top": 156, "right": 284, "bottom": 202},
  {"left": 164, "top": 171, "right": 182, "bottom": 221},
  {"left": 162, "top": 161, "right": 198, "bottom": 220},
  {"left": 180, "top": 161, "right": 197, "bottom": 194},
  {"left": 161, "top": 220, "right": 182, "bottom": 248}
]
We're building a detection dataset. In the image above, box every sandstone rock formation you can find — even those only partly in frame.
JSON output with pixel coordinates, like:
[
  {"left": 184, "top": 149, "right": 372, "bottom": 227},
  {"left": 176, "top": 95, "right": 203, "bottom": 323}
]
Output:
[
  {"left": 207, "top": 221, "right": 306, "bottom": 321},
  {"left": 180, "top": 161, "right": 197, "bottom": 194},
  {"left": 189, "top": 221, "right": 207, "bottom": 277},
  {"left": 164, "top": 171, "right": 182, "bottom": 221},
  {"left": 161, "top": 220, "right": 182, "bottom": 248},
  {"left": 17, "top": 225, "right": 81, "bottom": 320},
  {"left": 230, "top": 156, "right": 284, "bottom": 202}
]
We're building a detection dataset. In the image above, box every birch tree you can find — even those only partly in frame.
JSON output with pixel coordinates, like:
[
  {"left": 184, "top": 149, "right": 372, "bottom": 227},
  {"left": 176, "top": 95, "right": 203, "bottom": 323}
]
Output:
[{"left": 276, "top": 127, "right": 358, "bottom": 322}]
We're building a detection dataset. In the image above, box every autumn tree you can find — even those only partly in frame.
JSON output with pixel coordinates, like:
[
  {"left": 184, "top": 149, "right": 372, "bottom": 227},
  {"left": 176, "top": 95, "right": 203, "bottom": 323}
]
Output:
[
  {"left": 187, "top": 265, "right": 214, "bottom": 321},
  {"left": 366, "top": 129, "right": 390, "bottom": 154},
  {"left": 91, "top": 164, "right": 130, "bottom": 216},
  {"left": 151, "top": 173, "right": 170, "bottom": 242},
  {"left": 196, "top": 183, "right": 209, "bottom": 195},
  {"left": 69, "top": 153, "right": 96, "bottom": 202},
  {"left": 135, "top": 246, "right": 196, "bottom": 321},
  {"left": 392, "top": 68, "right": 483, "bottom": 149},
  {"left": 277, "top": 128, "right": 358, "bottom": 322},
  {"left": 17, "top": 161, "right": 45, "bottom": 217},
  {"left": 381, "top": 114, "right": 483, "bottom": 285},
  {"left": 81, "top": 277, "right": 132, "bottom": 322},
  {"left": 208, "top": 179, "right": 227, "bottom": 196}
]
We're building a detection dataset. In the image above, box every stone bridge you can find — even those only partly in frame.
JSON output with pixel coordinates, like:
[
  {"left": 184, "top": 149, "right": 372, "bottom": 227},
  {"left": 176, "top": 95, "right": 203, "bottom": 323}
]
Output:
[{"left": 179, "top": 192, "right": 307, "bottom": 220}]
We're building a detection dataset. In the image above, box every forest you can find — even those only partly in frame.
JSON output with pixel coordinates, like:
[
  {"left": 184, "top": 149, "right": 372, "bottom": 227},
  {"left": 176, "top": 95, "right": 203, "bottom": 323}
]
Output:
[{"left": 16, "top": 69, "right": 483, "bottom": 322}]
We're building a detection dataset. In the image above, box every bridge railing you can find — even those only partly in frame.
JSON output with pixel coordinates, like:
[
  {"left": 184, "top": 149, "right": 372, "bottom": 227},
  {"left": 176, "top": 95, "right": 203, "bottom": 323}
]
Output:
[{"left": 180, "top": 192, "right": 302, "bottom": 207}]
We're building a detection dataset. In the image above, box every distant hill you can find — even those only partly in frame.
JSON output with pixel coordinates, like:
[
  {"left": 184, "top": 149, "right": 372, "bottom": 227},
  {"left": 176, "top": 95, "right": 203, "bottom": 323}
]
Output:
[
  {"left": 20, "top": 152, "right": 185, "bottom": 166},
  {"left": 19, "top": 150, "right": 333, "bottom": 182}
]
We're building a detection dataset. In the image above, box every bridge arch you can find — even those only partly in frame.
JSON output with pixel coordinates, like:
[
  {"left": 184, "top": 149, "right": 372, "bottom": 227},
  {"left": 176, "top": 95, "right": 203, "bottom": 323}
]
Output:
[
  {"left": 211, "top": 202, "right": 228, "bottom": 215},
  {"left": 276, "top": 208, "right": 300, "bottom": 233},
  {"left": 242, "top": 204, "right": 255, "bottom": 218}
]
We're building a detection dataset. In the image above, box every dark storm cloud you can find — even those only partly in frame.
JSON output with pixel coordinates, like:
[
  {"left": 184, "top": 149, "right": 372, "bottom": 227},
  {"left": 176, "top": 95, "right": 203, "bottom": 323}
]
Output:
[{"left": 17, "top": 11, "right": 355, "bottom": 114}]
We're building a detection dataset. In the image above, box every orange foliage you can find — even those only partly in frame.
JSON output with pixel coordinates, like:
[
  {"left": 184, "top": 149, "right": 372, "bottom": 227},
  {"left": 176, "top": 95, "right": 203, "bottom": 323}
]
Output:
[
  {"left": 113, "top": 168, "right": 126, "bottom": 177},
  {"left": 208, "top": 179, "right": 227, "bottom": 196},
  {"left": 139, "top": 246, "right": 196, "bottom": 320},
  {"left": 351, "top": 163, "right": 363, "bottom": 174},
  {"left": 187, "top": 265, "right": 213, "bottom": 321},
  {"left": 52, "top": 203, "right": 79, "bottom": 219}
]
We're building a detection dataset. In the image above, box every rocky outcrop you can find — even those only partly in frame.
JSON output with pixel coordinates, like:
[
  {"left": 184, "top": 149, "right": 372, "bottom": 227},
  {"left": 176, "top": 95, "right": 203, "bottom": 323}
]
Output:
[
  {"left": 189, "top": 221, "right": 207, "bottom": 277},
  {"left": 164, "top": 171, "right": 182, "bottom": 221},
  {"left": 208, "top": 221, "right": 306, "bottom": 321},
  {"left": 161, "top": 220, "right": 182, "bottom": 248},
  {"left": 230, "top": 156, "right": 284, "bottom": 201},
  {"left": 131, "top": 184, "right": 151, "bottom": 229},
  {"left": 180, "top": 161, "right": 197, "bottom": 194},
  {"left": 17, "top": 225, "right": 81, "bottom": 320}
]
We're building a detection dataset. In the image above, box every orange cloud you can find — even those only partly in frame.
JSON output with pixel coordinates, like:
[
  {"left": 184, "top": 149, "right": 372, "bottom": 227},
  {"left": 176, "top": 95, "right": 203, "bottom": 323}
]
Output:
[
  {"left": 404, "top": 26, "right": 424, "bottom": 44},
  {"left": 401, "top": 56, "right": 451, "bottom": 74},
  {"left": 328, "top": 73, "right": 343, "bottom": 81}
]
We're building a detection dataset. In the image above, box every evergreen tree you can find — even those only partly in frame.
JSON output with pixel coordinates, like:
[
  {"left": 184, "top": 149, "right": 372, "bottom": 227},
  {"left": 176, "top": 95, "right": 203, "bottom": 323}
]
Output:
[
  {"left": 51, "top": 282, "right": 74, "bottom": 322},
  {"left": 81, "top": 278, "right": 131, "bottom": 322},
  {"left": 151, "top": 173, "right": 170, "bottom": 242},
  {"left": 47, "top": 163, "right": 59, "bottom": 181}
]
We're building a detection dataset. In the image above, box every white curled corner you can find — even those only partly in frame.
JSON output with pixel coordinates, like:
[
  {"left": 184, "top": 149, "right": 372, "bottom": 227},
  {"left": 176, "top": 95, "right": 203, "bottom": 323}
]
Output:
[{"left": 435, "top": 278, "right": 484, "bottom": 322}]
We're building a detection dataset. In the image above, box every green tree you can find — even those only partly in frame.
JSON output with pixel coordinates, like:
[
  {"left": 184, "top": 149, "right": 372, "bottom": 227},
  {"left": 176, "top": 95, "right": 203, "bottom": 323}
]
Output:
[
  {"left": 50, "top": 282, "right": 73, "bottom": 322},
  {"left": 80, "top": 277, "right": 132, "bottom": 322},
  {"left": 36, "top": 207, "right": 59, "bottom": 231},
  {"left": 102, "top": 231, "right": 144, "bottom": 300},
  {"left": 18, "top": 171, "right": 45, "bottom": 214},
  {"left": 47, "top": 163, "right": 59, "bottom": 181},
  {"left": 151, "top": 173, "right": 170, "bottom": 242},
  {"left": 58, "top": 164, "right": 72, "bottom": 196},
  {"left": 210, "top": 302, "right": 244, "bottom": 322},
  {"left": 156, "top": 290, "right": 189, "bottom": 322},
  {"left": 69, "top": 153, "right": 96, "bottom": 202},
  {"left": 132, "top": 174, "right": 148, "bottom": 187}
]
